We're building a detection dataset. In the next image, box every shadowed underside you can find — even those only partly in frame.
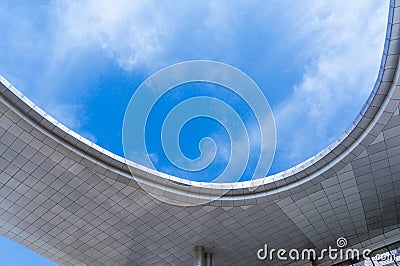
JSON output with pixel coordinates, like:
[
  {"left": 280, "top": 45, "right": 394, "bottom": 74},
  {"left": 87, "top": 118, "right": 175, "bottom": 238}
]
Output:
[{"left": 0, "top": 1, "right": 400, "bottom": 265}]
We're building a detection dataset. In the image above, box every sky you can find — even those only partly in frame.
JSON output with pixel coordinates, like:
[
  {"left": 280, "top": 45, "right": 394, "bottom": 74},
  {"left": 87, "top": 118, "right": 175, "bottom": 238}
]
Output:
[{"left": 0, "top": 0, "right": 390, "bottom": 264}]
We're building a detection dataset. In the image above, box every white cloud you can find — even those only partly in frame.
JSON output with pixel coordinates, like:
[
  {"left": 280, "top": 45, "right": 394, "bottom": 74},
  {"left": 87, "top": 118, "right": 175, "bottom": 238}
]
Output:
[
  {"left": 48, "top": 0, "right": 271, "bottom": 71},
  {"left": 50, "top": 0, "right": 182, "bottom": 71},
  {"left": 45, "top": 102, "right": 85, "bottom": 129},
  {"left": 45, "top": 102, "right": 97, "bottom": 143},
  {"left": 273, "top": 0, "right": 388, "bottom": 166}
]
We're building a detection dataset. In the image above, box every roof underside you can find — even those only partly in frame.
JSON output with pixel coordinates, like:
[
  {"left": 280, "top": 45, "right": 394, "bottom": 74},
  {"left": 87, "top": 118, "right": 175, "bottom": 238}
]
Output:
[{"left": 0, "top": 1, "right": 400, "bottom": 265}]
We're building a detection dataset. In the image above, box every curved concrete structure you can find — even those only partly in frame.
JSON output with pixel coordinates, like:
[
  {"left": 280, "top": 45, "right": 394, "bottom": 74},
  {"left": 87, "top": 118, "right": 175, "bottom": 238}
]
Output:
[{"left": 0, "top": 1, "right": 400, "bottom": 265}]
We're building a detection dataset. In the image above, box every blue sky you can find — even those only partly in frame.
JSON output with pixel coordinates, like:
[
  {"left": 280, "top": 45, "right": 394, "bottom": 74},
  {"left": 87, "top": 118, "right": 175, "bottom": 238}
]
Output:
[{"left": 0, "top": 0, "right": 389, "bottom": 264}]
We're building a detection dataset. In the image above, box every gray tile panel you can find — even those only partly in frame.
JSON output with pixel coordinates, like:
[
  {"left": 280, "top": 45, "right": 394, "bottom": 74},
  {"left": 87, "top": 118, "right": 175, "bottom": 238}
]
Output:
[{"left": 0, "top": 1, "right": 399, "bottom": 265}]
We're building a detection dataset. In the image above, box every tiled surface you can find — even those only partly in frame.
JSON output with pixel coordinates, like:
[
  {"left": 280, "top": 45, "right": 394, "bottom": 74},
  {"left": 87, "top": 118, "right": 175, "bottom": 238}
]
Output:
[
  {"left": 1, "top": 102, "right": 399, "bottom": 266},
  {"left": 0, "top": 1, "right": 400, "bottom": 265}
]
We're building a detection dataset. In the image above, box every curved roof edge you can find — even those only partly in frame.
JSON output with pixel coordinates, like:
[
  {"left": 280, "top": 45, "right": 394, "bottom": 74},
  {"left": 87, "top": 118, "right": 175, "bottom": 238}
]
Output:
[{"left": 0, "top": 1, "right": 399, "bottom": 204}]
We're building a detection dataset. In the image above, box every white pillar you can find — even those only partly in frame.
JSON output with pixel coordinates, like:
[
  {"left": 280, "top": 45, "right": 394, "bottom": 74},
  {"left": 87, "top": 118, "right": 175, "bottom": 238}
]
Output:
[
  {"left": 205, "top": 252, "right": 212, "bottom": 266},
  {"left": 194, "top": 246, "right": 204, "bottom": 266}
]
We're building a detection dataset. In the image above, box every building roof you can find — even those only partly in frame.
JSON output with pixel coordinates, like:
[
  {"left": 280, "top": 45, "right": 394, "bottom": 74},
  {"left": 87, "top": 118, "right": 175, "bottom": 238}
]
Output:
[{"left": 0, "top": 1, "right": 399, "bottom": 265}]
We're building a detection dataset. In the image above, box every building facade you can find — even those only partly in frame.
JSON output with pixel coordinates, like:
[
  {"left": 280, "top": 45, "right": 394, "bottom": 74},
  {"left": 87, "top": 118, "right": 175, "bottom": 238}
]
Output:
[{"left": 0, "top": 1, "right": 400, "bottom": 265}]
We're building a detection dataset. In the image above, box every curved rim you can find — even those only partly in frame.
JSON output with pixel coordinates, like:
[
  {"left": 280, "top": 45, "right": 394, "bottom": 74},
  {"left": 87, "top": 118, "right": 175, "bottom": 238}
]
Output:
[{"left": 0, "top": 1, "right": 398, "bottom": 202}]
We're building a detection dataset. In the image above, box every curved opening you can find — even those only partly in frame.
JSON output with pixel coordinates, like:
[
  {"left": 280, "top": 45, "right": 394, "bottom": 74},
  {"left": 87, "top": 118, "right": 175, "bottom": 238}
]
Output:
[{"left": 0, "top": 2, "right": 393, "bottom": 189}]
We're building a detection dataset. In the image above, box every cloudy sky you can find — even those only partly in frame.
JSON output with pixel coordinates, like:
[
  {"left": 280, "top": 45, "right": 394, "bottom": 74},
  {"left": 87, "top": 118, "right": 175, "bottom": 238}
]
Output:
[{"left": 0, "top": 0, "right": 390, "bottom": 264}]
